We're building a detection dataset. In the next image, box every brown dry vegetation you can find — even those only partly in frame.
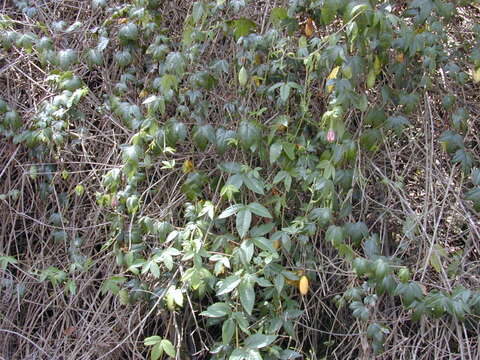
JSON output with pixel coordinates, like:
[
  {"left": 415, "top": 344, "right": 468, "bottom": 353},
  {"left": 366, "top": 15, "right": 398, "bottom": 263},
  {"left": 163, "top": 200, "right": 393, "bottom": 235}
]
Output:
[{"left": 1, "top": 0, "right": 480, "bottom": 359}]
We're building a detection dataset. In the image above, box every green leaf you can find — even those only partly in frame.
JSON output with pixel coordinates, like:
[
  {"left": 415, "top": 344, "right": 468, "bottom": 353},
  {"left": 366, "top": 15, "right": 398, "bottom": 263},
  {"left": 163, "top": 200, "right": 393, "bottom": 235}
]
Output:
[
  {"left": 402, "top": 216, "right": 418, "bottom": 241},
  {"left": 126, "top": 195, "right": 139, "bottom": 214},
  {"left": 344, "top": 1, "right": 371, "bottom": 22},
  {"left": 452, "top": 148, "right": 473, "bottom": 174},
  {"left": 229, "top": 348, "right": 249, "bottom": 360},
  {"left": 451, "top": 107, "right": 468, "bottom": 131},
  {"left": 192, "top": 1, "right": 206, "bottom": 23},
  {"left": 365, "top": 108, "right": 386, "bottom": 127},
  {"left": 222, "top": 318, "right": 235, "bottom": 345},
  {"left": 160, "top": 340, "right": 176, "bottom": 357},
  {"left": 270, "top": 142, "right": 283, "bottom": 163},
  {"left": 439, "top": 130, "right": 464, "bottom": 153},
  {"left": 238, "top": 121, "right": 261, "bottom": 151},
  {"left": 244, "top": 349, "right": 262, "bottom": 360},
  {"left": 386, "top": 115, "right": 410, "bottom": 135},
  {"left": 280, "top": 83, "right": 291, "bottom": 103},
  {"left": 465, "top": 187, "right": 480, "bottom": 206},
  {"left": 149, "top": 261, "right": 160, "bottom": 278},
  {"left": 219, "top": 204, "right": 243, "bottom": 219},
  {"left": 360, "top": 128, "right": 382, "bottom": 152},
  {"left": 248, "top": 203, "right": 272, "bottom": 218},
  {"left": 165, "top": 52, "right": 186, "bottom": 75},
  {"left": 201, "top": 302, "right": 230, "bottom": 317},
  {"left": 310, "top": 208, "right": 332, "bottom": 227},
  {"left": 144, "top": 336, "right": 162, "bottom": 346},
  {"left": 249, "top": 222, "right": 275, "bottom": 237},
  {"left": 395, "top": 281, "right": 423, "bottom": 306},
  {"left": 243, "top": 175, "right": 265, "bottom": 195},
  {"left": 0, "top": 255, "right": 17, "bottom": 270},
  {"left": 471, "top": 168, "right": 480, "bottom": 186},
  {"left": 374, "top": 258, "right": 391, "bottom": 280},
  {"left": 151, "top": 343, "right": 162, "bottom": 360},
  {"left": 217, "top": 275, "right": 241, "bottom": 296},
  {"left": 252, "top": 237, "right": 278, "bottom": 255},
  {"left": 216, "top": 128, "right": 236, "bottom": 155},
  {"left": 114, "top": 50, "right": 132, "bottom": 67},
  {"left": 350, "top": 301, "right": 370, "bottom": 321},
  {"left": 344, "top": 222, "right": 369, "bottom": 245},
  {"left": 236, "top": 208, "right": 252, "bottom": 239},
  {"left": 325, "top": 225, "right": 345, "bottom": 246},
  {"left": 58, "top": 49, "right": 77, "bottom": 69},
  {"left": 244, "top": 334, "right": 277, "bottom": 349},
  {"left": 193, "top": 124, "right": 215, "bottom": 151},
  {"left": 118, "top": 23, "right": 138, "bottom": 42},
  {"left": 351, "top": 93, "right": 368, "bottom": 112},
  {"left": 270, "top": 8, "right": 288, "bottom": 26},
  {"left": 363, "top": 234, "right": 380, "bottom": 259},
  {"left": 239, "top": 278, "right": 255, "bottom": 315},
  {"left": 232, "top": 18, "right": 256, "bottom": 40},
  {"left": 279, "top": 349, "right": 302, "bottom": 359}
]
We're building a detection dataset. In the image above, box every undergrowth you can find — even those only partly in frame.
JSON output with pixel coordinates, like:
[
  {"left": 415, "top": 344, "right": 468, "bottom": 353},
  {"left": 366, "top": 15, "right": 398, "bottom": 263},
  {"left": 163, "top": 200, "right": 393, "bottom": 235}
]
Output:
[{"left": 1, "top": 0, "right": 480, "bottom": 359}]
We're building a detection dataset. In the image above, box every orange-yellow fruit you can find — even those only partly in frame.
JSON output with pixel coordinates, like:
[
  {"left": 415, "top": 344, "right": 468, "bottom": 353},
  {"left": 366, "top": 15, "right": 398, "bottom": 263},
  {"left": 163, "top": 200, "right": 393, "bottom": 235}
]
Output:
[{"left": 299, "top": 275, "right": 309, "bottom": 295}]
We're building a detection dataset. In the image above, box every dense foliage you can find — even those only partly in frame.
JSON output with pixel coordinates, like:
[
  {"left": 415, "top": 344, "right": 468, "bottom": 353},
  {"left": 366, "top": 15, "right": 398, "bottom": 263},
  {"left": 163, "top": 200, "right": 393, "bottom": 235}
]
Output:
[{"left": 1, "top": 0, "right": 480, "bottom": 359}]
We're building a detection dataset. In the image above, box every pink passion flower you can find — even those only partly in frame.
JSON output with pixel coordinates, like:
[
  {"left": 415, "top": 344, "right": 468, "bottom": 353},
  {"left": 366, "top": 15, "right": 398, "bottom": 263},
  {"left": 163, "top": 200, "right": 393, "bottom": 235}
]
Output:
[{"left": 326, "top": 129, "right": 336, "bottom": 143}]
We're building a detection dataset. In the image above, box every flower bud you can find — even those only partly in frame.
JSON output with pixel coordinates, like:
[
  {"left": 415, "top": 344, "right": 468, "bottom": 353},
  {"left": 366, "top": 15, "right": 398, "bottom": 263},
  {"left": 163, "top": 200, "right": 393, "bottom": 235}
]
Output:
[{"left": 326, "top": 129, "right": 336, "bottom": 143}]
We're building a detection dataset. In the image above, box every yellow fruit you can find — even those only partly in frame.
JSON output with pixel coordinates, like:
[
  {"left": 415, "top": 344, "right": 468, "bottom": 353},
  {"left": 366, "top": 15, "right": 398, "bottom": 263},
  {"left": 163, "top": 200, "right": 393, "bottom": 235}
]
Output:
[
  {"left": 299, "top": 275, "right": 309, "bottom": 295},
  {"left": 273, "top": 239, "right": 281, "bottom": 249}
]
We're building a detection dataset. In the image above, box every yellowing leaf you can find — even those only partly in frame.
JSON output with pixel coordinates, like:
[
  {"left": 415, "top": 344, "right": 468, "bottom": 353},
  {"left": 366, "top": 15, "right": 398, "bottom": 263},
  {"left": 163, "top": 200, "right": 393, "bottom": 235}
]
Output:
[
  {"left": 327, "top": 66, "right": 340, "bottom": 80},
  {"left": 415, "top": 25, "right": 426, "bottom": 34},
  {"left": 366, "top": 69, "right": 376, "bottom": 89},
  {"left": 374, "top": 55, "right": 381, "bottom": 75},
  {"left": 473, "top": 67, "right": 480, "bottom": 83},
  {"left": 430, "top": 244, "right": 447, "bottom": 273},
  {"left": 326, "top": 66, "right": 340, "bottom": 93},
  {"left": 273, "top": 239, "right": 281, "bottom": 249},
  {"left": 254, "top": 52, "right": 264, "bottom": 65},
  {"left": 253, "top": 76, "right": 262, "bottom": 87},
  {"left": 117, "top": 18, "right": 128, "bottom": 24},
  {"left": 395, "top": 52, "right": 404, "bottom": 63},
  {"left": 305, "top": 18, "right": 315, "bottom": 38},
  {"left": 182, "top": 160, "right": 194, "bottom": 173},
  {"left": 139, "top": 89, "right": 148, "bottom": 98},
  {"left": 238, "top": 66, "right": 248, "bottom": 86}
]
